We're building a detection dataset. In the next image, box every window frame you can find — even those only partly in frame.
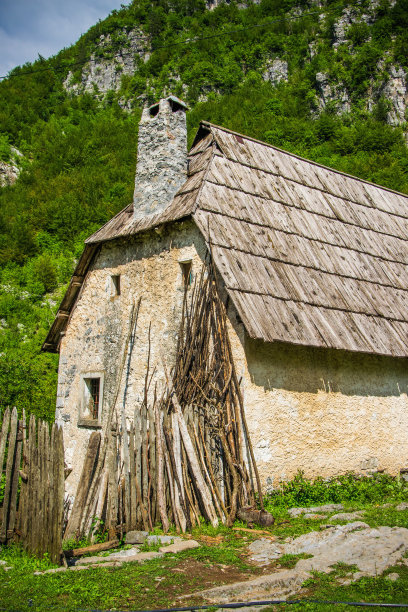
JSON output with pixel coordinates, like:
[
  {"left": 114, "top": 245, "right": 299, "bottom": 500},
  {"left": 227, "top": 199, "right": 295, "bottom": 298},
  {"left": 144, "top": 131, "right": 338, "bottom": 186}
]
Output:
[
  {"left": 179, "top": 259, "right": 192, "bottom": 288},
  {"left": 78, "top": 372, "right": 104, "bottom": 428}
]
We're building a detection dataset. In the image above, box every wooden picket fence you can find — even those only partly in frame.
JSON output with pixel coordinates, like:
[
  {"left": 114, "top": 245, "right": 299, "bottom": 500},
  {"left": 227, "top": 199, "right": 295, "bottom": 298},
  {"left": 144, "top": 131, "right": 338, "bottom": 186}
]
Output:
[{"left": 0, "top": 408, "right": 65, "bottom": 565}]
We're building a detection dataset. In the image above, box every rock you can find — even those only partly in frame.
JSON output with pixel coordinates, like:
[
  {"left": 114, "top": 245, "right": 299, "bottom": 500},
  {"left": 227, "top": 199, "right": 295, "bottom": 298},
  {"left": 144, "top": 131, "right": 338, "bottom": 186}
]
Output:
[
  {"left": 125, "top": 530, "right": 148, "bottom": 545},
  {"left": 262, "top": 59, "right": 288, "bottom": 86},
  {"left": 237, "top": 506, "right": 275, "bottom": 526},
  {"left": 382, "top": 503, "right": 393, "bottom": 508},
  {"left": 303, "top": 513, "right": 327, "bottom": 520},
  {"left": 386, "top": 572, "right": 400, "bottom": 581},
  {"left": 0, "top": 560, "right": 8, "bottom": 566},
  {"left": 382, "top": 65, "right": 407, "bottom": 126},
  {"left": 396, "top": 503, "right": 408, "bottom": 511},
  {"left": 247, "top": 538, "right": 283, "bottom": 565},
  {"left": 146, "top": 535, "right": 182, "bottom": 545},
  {"left": 195, "top": 569, "right": 310, "bottom": 603},
  {"left": 315, "top": 72, "right": 350, "bottom": 114},
  {"left": 76, "top": 555, "right": 115, "bottom": 565},
  {"left": 121, "top": 551, "right": 163, "bottom": 563},
  {"left": 285, "top": 522, "right": 408, "bottom": 577},
  {"left": 70, "top": 561, "right": 119, "bottom": 571},
  {"left": 159, "top": 540, "right": 200, "bottom": 554},
  {"left": 288, "top": 504, "right": 343, "bottom": 517},
  {"left": 330, "top": 512, "right": 364, "bottom": 521},
  {"left": 34, "top": 567, "right": 68, "bottom": 575},
  {"left": 108, "top": 547, "right": 140, "bottom": 559},
  {"left": 63, "top": 28, "right": 149, "bottom": 96}
]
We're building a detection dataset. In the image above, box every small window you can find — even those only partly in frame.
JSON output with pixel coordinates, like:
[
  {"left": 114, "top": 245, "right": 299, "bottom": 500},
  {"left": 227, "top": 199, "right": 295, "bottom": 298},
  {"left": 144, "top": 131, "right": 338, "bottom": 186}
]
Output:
[
  {"left": 79, "top": 372, "right": 104, "bottom": 427},
  {"left": 180, "top": 260, "right": 192, "bottom": 288},
  {"left": 111, "top": 274, "right": 121, "bottom": 296},
  {"left": 85, "top": 377, "right": 100, "bottom": 420}
]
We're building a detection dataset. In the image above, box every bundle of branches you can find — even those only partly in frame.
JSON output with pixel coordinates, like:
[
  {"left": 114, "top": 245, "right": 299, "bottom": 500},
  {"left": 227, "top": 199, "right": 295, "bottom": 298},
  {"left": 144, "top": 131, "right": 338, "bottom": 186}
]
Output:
[{"left": 156, "top": 258, "right": 264, "bottom": 529}]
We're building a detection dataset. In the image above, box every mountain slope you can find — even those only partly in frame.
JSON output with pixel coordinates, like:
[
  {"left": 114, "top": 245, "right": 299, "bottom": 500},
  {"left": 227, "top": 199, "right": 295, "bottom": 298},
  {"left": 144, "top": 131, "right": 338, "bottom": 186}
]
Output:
[{"left": 0, "top": 0, "right": 407, "bottom": 419}]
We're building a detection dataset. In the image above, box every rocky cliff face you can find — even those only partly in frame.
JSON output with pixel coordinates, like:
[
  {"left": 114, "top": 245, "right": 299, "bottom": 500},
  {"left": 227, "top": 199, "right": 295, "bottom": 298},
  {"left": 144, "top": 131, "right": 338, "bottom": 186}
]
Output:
[
  {"left": 64, "top": 28, "right": 149, "bottom": 97},
  {"left": 0, "top": 148, "right": 22, "bottom": 187},
  {"left": 63, "top": 2, "right": 407, "bottom": 126}
]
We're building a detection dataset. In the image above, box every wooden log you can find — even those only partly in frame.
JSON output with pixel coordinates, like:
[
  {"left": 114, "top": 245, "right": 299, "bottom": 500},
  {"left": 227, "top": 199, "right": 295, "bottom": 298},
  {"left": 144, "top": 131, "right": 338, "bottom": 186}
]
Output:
[
  {"left": 154, "top": 402, "right": 169, "bottom": 533},
  {"left": 172, "top": 396, "right": 218, "bottom": 527},
  {"left": 198, "top": 422, "right": 228, "bottom": 519},
  {"left": 128, "top": 424, "right": 137, "bottom": 530},
  {"left": 164, "top": 422, "right": 188, "bottom": 531},
  {"left": 65, "top": 538, "right": 119, "bottom": 558},
  {"left": 106, "top": 429, "right": 118, "bottom": 540},
  {"left": 193, "top": 424, "right": 224, "bottom": 522},
  {"left": 51, "top": 424, "right": 65, "bottom": 565},
  {"left": 65, "top": 431, "right": 101, "bottom": 541},
  {"left": 91, "top": 467, "right": 108, "bottom": 541},
  {"left": 0, "top": 407, "right": 18, "bottom": 543},
  {"left": 148, "top": 400, "right": 156, "bottom": 525},
  {"left": 134, "top": 407, "right": 142, "bottom": 526}
]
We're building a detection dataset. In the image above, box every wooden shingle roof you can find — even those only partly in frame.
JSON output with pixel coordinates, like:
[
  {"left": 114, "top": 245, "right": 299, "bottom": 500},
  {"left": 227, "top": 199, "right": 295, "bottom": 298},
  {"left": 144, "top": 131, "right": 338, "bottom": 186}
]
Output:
[{"left": 44, "top": 122, "right": 408, "bottom": 356}]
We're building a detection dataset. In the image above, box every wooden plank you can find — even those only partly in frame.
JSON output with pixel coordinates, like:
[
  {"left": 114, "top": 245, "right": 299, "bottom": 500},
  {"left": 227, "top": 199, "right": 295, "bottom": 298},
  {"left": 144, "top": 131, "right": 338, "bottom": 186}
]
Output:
[
  {"left": 26, "top": 415, "right": 36, "bottom": 554},
  {"left": 134, "top": 408, "right": 142, "bottom": 526},
  {"left": 0, "top": 407, "right": 10, "bottom": 486},
  {"left": 0, "top": 407, "right": 18, "bottom": 543},
  {"left": 8, "top": 419, "right": 23, "bottom": 539},
  {"left": 64, "top": 431, "right": 101, "bottom": 541},
  {"left": 106, "top": 429, "right": 118, "bottom": 540},
  {"left": 16, "top": 409, "right": 27, "bottom": 542},
  {"left": 53, "top": 425, "right": 65, "bottom": 565},
  {"left": 129, "top": 423, "right": 137, "bottom": 531}
]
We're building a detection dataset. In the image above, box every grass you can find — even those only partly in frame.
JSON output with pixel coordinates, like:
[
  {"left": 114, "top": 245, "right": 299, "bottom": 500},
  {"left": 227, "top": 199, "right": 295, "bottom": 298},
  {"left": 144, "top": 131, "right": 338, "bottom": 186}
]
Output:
[{"left": 1, "top": 474, "right": 408, "bottom": 611}]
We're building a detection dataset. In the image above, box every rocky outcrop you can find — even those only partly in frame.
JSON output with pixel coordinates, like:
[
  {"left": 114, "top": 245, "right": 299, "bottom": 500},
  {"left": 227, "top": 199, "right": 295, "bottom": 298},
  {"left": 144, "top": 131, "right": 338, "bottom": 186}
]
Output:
[
  {"left": 0, "top": 147, "right": 22, "bottom": 187},
  {"left": 315, "top": 72, "right": 350, "bottom": 114},
  {"left": 263, "top": 59, "right": 288, "bottom": 86},
  {"left": 381, "top": 65, "right": 408, "bottom": 126},
  {"left": 64, "top": 28, "right": 149, "bottom": 96}
]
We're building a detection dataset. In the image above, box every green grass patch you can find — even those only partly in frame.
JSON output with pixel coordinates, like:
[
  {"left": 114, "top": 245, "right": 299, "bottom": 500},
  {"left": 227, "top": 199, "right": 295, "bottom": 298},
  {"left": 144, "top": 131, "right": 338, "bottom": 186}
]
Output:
[{"left": 265, "top": 471, "right": 408, "bottom": 510}]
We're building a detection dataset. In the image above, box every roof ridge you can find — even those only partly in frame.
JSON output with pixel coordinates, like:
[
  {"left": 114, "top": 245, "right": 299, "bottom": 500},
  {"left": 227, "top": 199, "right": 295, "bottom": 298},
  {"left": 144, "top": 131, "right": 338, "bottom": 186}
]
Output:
[{"left": 200, "top": 120, "right": 408, "bottom": 201}]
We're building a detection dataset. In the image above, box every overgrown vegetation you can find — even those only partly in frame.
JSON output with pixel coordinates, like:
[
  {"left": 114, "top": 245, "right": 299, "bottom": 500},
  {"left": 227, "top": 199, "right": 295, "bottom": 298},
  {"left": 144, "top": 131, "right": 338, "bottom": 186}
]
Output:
[
  {"left": 265, "top": 471, "right": 408, "bottom": 510},
  {"left": 0, "top": 0, "right": 407, "bottom": 418}
]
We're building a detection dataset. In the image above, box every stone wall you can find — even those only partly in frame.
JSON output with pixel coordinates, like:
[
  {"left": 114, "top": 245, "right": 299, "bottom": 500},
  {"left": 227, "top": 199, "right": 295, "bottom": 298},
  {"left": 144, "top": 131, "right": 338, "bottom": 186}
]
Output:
[
  {"left": 58, "top": 221, "right": 408, "bottom": 498},
  {"left": 225, "top": 305, "right": 408, "bottom": 487},
  {"left": 57, "top": 221, "right": 207, "bottom": 500}
]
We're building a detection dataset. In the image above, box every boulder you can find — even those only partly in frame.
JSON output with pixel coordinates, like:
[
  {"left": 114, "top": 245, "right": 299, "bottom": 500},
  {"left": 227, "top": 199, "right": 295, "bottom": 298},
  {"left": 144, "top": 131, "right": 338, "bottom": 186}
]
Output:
[
  {"left": 288, "top": 504, "right": 343, "bottom": 517},
  {"left": 125, "top": 530, "right": 148, "bottom": 545},
  {"left": 160, "top": 540, "right": 200, "bottom": 554}
]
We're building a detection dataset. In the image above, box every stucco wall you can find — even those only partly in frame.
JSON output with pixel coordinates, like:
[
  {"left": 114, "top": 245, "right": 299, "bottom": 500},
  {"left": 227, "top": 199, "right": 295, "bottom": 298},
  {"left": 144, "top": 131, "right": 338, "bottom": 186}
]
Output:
[
  {"left": 225, "top": 305, "right": 408, "bottom": 488},
  {"left": 57, "top": 221, "right": 408, "bottom": 498},
  {"left": 57, "top": 220, "right": 207, "bottom": 498}
]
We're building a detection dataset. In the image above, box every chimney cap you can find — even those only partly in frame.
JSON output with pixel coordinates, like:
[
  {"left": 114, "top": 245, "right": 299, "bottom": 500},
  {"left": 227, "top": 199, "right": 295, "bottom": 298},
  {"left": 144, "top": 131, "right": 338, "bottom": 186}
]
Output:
[{"left": 147, "top": 95, "right": 189, "bottom": 116}]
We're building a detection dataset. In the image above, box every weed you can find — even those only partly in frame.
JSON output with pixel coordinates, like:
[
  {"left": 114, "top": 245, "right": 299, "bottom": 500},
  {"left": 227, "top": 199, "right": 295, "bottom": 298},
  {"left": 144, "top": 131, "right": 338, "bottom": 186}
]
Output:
[{"left": 278, "top": 553, "right": 313, "bottom": 569}]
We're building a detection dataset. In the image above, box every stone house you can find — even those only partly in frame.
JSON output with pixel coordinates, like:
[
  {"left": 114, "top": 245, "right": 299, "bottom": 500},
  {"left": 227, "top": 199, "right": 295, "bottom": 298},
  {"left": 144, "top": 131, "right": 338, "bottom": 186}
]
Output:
[{"left": 44, "top": 96, "right": 408, "bottom": 498}]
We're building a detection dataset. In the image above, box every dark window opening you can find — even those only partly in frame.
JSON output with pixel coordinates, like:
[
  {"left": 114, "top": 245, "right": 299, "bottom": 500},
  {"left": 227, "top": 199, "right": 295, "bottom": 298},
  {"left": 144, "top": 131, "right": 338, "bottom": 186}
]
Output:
[
  {"left": 169, "top": 98, "right": 185, "bottom": 113},
  {"left": 149, "top": 103, "right": 160, "bottom": 117},
  {"left": 87, "top": 378, "right": 100, "bottom": 420},
  {"left": 180, "top": 261, "right": 192, "bottom": 288},
  {"left": 111, "top": 274, "right": 121, "bottom": 296}
]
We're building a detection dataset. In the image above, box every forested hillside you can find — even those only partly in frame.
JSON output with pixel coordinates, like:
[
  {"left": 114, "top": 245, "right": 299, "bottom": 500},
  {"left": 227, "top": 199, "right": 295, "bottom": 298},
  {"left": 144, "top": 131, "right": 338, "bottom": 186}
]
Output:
[{"left": 0, "top": 0, "right": 407, "bottom": 419}]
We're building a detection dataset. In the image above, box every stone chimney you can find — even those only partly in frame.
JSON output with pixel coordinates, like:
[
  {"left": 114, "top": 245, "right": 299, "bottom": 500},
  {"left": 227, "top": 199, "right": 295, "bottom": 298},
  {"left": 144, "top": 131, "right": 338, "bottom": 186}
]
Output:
[{"left": 133, "top": 96, "right": 188, "bottom": 220}]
